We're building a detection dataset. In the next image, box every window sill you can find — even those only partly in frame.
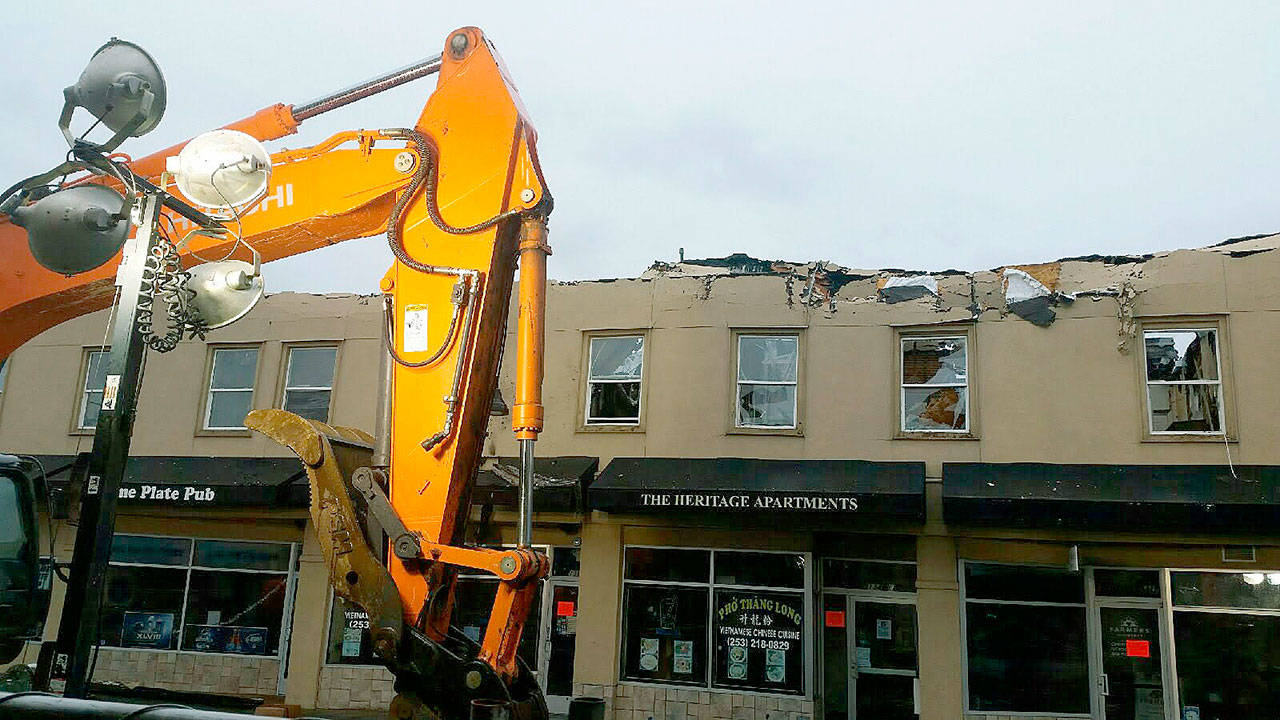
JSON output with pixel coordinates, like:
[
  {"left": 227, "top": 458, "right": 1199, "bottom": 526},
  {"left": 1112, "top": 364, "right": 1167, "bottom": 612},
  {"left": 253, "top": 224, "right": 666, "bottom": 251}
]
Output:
[
  {"left": 1142, "top": 433, "right": 1238, "bottom": 443},
  {"left": 894, "top": 431, "right": 979, "bottom": 441},
  {"left": 577, "top": 423, "right": 645, "bottom": 434},
  {"left": 68, "top": 427, "right": 96, "bottom": 436},
  {"left": 195, "top": 428, "right": 254, "bottom": 438},
  {"left": 727, "top": 425, "right": 804, "bottom": 437},
  {"left": 616, "top": 679, "right": 809, "bottom": 700}
]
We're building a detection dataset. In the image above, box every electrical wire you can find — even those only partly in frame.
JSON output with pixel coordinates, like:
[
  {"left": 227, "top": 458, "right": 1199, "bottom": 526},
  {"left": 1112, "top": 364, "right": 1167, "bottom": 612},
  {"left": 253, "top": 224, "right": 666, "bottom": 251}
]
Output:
[{"left": 117, "top": 703, "right": 193, "bottom": 719}]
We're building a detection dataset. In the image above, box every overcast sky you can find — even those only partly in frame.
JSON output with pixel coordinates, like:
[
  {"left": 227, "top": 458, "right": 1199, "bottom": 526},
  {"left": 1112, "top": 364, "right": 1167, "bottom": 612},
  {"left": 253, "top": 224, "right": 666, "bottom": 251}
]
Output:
[{"left": 4, "top": 2, "right": 1278, "bottom": 292}]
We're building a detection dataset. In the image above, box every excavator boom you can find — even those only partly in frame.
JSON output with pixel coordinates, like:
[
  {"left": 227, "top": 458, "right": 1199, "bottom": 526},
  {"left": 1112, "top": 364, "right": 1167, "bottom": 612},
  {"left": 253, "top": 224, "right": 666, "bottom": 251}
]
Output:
[{"left": 1, "top": 26, "right": 552, "bottom": 720}]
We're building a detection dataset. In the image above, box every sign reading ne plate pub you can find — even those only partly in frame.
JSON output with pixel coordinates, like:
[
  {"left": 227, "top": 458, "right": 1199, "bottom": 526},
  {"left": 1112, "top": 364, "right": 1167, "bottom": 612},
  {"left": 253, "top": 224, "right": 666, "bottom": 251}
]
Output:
[{"left": 637, "top": 491, "right": 858, "bottom": 512}]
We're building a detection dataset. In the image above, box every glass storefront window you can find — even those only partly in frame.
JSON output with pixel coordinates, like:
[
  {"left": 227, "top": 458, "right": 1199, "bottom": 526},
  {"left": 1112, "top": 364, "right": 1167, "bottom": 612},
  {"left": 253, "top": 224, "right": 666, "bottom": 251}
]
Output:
[
  {"left": 1174, "top": 612, "right": 1280, "bottom": 718},
  {"left": 964, "top": 562, "right": 1085, "bottom": 604},
  {"left": 621, "top": 547, "right": 809, "bottom": 695},
  {"left": 621, "top": 585, "right": 709, "bottom": 686},
  {"left": 193, "top": 540, "right": 291, "bottom": 571},
  {"left": 715, "top": 551, "right": 804, "bottom": 589},
  {"left": 625, "top": 547, "right": 710, "bottom": 583},
  {"left": 100, "top": 565, "right": 186, "bottom": 650},
  {"left": 822, "top": 559, "right": 916, "bottom": 593},
  {"left": 551, "top": 547, "right": 580, "bottom": 578},
  {"left": 1171, "top": 571, "right": 1280, "bottom": 609},
  {"left": 712, "top": 589, "right": 804, "bottom": 694},
  {"left": 965, "top": 603, "right": 1088, "bottom": 713},
  {"left": 181, "top": 570, "right": 286, "bottom": 655},
  {"left": 103, "top": 534, "right": 294, "bottom": 656},
  {"left": 962, "top": 563, "right": 1088, "bottom": 714},
  {"left": 111, "top": 535, "right": 191, "bottom": 566},
  {"left": 326, "top": 595, "right": 377, "bottom": 665},
  {"left": 1095, "top": 568, "right": 1161, "bottom": 598}
]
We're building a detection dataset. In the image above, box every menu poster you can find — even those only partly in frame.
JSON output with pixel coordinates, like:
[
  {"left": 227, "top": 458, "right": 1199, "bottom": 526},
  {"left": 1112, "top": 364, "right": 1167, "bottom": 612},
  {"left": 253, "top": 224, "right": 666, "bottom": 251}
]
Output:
[
  {"left": 712, "top": 590, "right": 804, "bottom": 694},
  {"left": 673, "top": 640, "right": 694, "bottom": 674}
]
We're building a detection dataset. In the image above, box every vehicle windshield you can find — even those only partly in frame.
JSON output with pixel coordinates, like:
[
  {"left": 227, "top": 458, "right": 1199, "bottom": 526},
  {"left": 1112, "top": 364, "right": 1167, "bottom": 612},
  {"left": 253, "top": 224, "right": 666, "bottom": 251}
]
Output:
[{"left": 0, "top": 476, "right": 29, "bottom": 591}]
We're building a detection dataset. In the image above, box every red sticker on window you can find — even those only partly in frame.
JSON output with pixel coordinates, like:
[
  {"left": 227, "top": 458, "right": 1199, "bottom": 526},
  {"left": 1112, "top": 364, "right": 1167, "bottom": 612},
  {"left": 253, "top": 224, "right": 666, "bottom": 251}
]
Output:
[
  {"left": 1125, "top": 639, "right": 1150, "bottom": 658},
  {"left": 556, "top": 601, "right": 576, "bottom": 617},
  {"left": 824, "top": 610, "right": 845, "bottom": 628}
]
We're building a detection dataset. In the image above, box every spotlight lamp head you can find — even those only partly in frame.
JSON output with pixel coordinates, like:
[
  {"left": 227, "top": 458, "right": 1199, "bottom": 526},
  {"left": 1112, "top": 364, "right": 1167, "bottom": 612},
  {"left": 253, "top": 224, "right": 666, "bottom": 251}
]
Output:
[
  {"left": 9, "top": 184, "right": 131, "bottom": 275},
  {"left": 186, "top": 258, "right": 265, "bottom": 329},
  {"left": 166, "top": 130, "right": 272, "bottom": 211},
  {"left": 60, "top": 38, "right": 167, "bottom": 151}
]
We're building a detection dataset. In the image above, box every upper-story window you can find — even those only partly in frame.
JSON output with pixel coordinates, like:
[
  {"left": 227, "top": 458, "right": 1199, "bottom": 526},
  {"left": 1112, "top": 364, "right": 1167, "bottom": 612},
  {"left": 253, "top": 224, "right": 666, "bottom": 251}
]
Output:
[
  {"left": 1143, "top": 328, "right": 1222, "bottom": 433},
  {"left": 735, "top": 335, "right": 798, "bottom": 429},
  {"left": 282, "top": 346, "right": 338, "bottom": 422},
  {"left": 901, "top": 336, "right": 968, "bottom": 433},
  {"left": 204, "top": 347, "right": 258, "bottom": 430},
  {"left": 77, "top": 350, "right": 110, "bottom": 430},
  {"left": 0, "top": 357, "right": 8, "bottom": 403},
  {"left": 586, "top": 336, "right": 644, "bottom": 425}
]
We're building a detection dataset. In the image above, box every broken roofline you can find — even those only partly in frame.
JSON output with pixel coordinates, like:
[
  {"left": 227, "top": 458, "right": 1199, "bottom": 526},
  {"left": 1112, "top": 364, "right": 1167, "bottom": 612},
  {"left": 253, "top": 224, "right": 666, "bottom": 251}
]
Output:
[
  {"left": 617, "top": 231, "right": 1280, "bottom": 329},
  {"left": 646, "top": 229, "right": 1280, "bottom": 282}
]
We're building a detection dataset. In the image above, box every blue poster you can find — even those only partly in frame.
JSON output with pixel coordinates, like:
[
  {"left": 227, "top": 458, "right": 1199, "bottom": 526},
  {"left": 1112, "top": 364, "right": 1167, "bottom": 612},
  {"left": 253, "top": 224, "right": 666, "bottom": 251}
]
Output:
[
  {"left": 121, "top": 612, "right": 174, "bottom": 649},
  {"left": 187, "top": 624, "right": 269, "bottom": 655}
]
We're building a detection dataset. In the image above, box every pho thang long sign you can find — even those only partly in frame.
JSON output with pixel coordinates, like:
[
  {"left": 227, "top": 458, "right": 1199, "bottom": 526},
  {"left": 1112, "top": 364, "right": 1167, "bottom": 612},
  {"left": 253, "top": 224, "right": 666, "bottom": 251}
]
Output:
[{"left": 638, "top": 491, "right": 858, "bottom": 512}]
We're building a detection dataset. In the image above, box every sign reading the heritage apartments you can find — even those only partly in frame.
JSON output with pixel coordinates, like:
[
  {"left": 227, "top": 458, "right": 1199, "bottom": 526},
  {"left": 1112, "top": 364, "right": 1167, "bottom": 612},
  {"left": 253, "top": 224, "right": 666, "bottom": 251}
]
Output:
[{"left": 636, "top": 491, "right": 858, "bottom": 512}]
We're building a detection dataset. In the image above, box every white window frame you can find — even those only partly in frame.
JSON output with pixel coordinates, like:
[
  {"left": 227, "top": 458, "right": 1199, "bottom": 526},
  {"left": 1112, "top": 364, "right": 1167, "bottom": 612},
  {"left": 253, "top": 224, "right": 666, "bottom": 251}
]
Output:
[
  {"left": 584, "top": 335, "right": 644, "bottom": 426},
  {"left": 958, "top": 560, "right": 1091, "bottom": 717},
  {"left": 1141, "top": 327, "right": 1224, "bottom": 435},
  {"left": 0, "top": 356, "right": 9, "bottom": 415},
  {"left": 104, "top": 533, "right": 298, "bottom": 668},
  {"left": 203, "top": 347, "right": 259, "bottom": 430},
  {"left": 281, "top": 345, "right": 339, "bottom": 421},
  {"left": 734, "top": 334, "right": 799, "bottom": 430},
  {"left": 618, "top": 544, "right": 814, "bottom": 699},
  {"left": 900, "top": 335, "right": 969, "bottom": 434},
  {"left": 77, "top": 349, "right": 110, "bottom": 430}
]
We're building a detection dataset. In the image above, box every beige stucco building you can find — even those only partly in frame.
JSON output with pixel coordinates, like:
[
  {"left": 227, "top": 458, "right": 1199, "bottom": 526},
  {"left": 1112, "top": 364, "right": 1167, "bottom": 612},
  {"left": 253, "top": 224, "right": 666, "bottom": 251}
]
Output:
[{"left": 4, "top": 234, "right": 1280, "bottom": 720}]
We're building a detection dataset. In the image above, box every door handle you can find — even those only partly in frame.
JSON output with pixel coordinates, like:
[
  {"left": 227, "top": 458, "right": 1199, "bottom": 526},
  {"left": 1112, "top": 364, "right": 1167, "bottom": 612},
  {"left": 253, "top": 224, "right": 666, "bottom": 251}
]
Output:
[{"left": 1098, "top": 673, "right": 1109, "bottom": 697}]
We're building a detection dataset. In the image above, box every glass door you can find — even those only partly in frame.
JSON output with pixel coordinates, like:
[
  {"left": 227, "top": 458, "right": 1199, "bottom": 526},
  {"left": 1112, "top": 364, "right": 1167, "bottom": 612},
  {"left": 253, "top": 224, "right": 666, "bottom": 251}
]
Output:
[
  {"left": 822, "top": 594, "right": 918, "bottom": 720},
  {"left": 1091, "top": 605, "right": 1168, "bottom": 720},
  {"left": 540, "top": 582, "right": 578, "bottom": 715}
]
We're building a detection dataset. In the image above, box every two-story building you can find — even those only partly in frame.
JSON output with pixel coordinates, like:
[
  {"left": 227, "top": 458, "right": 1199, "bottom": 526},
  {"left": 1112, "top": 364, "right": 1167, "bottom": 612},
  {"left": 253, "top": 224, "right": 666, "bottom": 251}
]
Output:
[{"left": 3, "top": 234, "right": 1279, "bottom": 720}]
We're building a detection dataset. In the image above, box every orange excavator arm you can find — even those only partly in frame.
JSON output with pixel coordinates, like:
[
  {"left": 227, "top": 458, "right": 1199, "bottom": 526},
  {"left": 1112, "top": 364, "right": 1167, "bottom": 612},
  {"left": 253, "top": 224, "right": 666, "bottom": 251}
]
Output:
[{"left": 4, "top": 27, "right": 551, "bottom": 720}]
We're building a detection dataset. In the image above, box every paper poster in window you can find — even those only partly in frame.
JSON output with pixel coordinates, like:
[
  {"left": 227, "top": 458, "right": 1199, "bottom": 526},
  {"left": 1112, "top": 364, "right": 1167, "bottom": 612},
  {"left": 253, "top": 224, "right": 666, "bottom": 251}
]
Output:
[
  {"left": 765, "top": 648, "right": 786, "bottom": 683},
  {"left": 341, "top": 625, "right": 362, "bottom": 657},
  {"left": 639, "top": 637, "right": 659, "bottom": 671},
  {"left": 673, "top": 640, "right": 694, "bottom": 674},
  {"left": 854, "top": 646, "right": 872, "bottom": 668},
  {"left": 876, "top": 618, "right": 892, "bottom": 640}
]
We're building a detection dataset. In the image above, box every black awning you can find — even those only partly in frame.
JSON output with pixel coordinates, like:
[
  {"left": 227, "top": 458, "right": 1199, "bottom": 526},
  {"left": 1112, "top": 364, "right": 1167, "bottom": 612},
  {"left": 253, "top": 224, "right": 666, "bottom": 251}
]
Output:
[
  {"left": 35, "top": 453, "right": 309, "bottom": 511},
  {"left": 473, "top": 456, "right": 598, "bottom": 514},
  {"left": 943, "top": 462, "right": 1280, "bottom": 531},
  {"left": 589, "top": 457, "right": 924, "bottom": 520}
]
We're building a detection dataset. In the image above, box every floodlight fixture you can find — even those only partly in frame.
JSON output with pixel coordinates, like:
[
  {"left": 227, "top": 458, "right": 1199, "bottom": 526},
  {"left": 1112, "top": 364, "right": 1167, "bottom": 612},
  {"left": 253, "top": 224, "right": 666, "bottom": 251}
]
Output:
[
  {"left": 166, "top": 129, "right": 272, "bottom": 211},
  {"left": 186, "top": 254, "right": 264, "bottom": 329},
  {"left": 9, "top": 184, "right": 131, "bottom": 275},
  {"left": 59, "top": 38, "right": 166, "bottom": 152}
]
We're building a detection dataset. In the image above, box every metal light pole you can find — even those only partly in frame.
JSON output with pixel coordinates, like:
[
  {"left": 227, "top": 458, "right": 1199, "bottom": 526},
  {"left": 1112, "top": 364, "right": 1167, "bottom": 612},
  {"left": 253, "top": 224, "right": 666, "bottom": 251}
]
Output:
[{"left": 50, "top": 192, "right": 163, "bottom": 698}]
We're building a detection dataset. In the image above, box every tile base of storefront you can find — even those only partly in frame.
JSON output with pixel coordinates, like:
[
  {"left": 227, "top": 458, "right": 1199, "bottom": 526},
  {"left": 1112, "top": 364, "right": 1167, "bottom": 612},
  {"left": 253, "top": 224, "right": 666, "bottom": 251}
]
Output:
[
  {"left": 90, "top": 648, "right": 280, "bottom": 696},
  {"left": 316, "top": 665, "right": 396, "bottom": 710},
  {"left": 582, "top": 683, "right": 815, "bottom": 720}
]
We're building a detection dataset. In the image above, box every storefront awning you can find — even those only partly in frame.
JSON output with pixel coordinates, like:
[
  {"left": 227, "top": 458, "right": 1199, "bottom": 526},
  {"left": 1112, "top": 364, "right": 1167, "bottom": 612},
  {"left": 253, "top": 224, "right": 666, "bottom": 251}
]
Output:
[
  {"left": 589, "top": 457, "right": 925, "bottom": 519},
  {"left": 943, "top": 462, "right": 1280, "bottom": 531},
  {"left": 35, "top": 453, "right": 310, "bottom": 511},
  {"left": 473, "top": 456, "right": 598, "bottom": 514}
]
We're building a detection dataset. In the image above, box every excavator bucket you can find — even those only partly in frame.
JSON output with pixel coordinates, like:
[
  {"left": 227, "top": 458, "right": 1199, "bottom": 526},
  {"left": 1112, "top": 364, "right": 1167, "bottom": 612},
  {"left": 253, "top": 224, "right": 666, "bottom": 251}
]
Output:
[{"left": 244, "top": 409, "right": 405, "bottom": 661}]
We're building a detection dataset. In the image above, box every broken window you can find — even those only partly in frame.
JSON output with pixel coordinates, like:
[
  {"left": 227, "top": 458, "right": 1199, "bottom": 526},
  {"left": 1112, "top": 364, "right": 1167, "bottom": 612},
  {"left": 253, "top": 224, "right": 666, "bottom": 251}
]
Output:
[
  {"left": 901, "top": 336, "right": 968, "bottom": 432},
  {"left": 1142, "top": 329, "right": 1222, "bottom": 433},
  {"left": 586, "top": 335, "right": 644, "bottom": 425},
  {"left": 735, "top": 335, "right": 798, "bottom": 429}
]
